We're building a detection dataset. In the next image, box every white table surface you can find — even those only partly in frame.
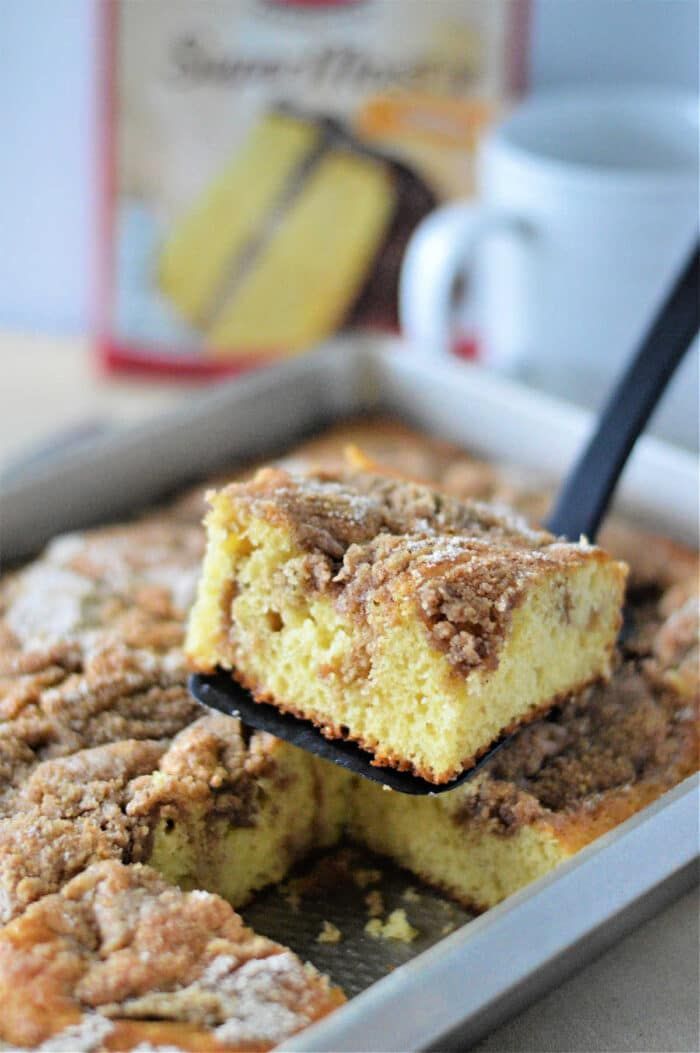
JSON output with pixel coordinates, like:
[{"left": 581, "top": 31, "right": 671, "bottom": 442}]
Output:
[{"left": 1, "top": 332, "right": 698, "bottom": 1053}]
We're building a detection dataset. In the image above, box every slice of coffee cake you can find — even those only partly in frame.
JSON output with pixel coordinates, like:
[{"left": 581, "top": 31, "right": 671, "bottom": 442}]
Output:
[
  {"left": 129, "top": 715, "right": 349, "bottom": 910},
  {"left": 186, "top": 469, "right": 627, "bottom": 783}
]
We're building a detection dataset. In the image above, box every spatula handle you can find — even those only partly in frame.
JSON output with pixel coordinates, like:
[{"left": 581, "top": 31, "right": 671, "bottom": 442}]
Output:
[{"left": 547, "top": 242, "right": 700, "bottom": 542}]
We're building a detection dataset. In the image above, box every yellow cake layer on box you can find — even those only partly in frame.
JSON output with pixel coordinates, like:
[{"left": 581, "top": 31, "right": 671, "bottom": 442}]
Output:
[
  {"left": 159, "top": 110, "right": 395, "bottom": 356},
  {"left": 205, "top": 149, "right": 395, "bottom": 355},
  {"left": 159, "top": 113, "right": 320, "bottom": 326}
]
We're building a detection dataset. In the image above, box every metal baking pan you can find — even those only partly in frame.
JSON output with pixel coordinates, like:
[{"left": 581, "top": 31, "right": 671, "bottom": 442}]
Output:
[{"left": 1, "top": 337, "right": 698, "bottom": 1051}]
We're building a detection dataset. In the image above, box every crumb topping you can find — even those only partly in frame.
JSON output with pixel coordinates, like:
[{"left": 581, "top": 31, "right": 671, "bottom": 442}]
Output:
[
  {"left": 336, "top": 532, "right": 573, "bottom": 672},
  {"left": 236, "top": 468, "right": 552, "bottom": 559},
  {"left": 0, "top": 740, "right": 167, "bottom": 924},
  {"left": 0, "top": 861, "right": 338, "bottom": 1049},
  {"left": 127, "top": 715, "right": 279, "bottom": 828},
  {"left": 461, "top": 590, "right": 698, "bottom": 826},
  {"left": 351, "top": 866, "right": 382, "bottom": 889},
  {"left": 0, "top": 514, "right": 209, "bottom": 932},
  {"left": 520, "top": 671, "right": 694, "bottom": 811},
  {"left": 3, "top": 520, "right": 203, "bottom": 652},
  {"left": 229, "top": 469, "right": 602, "bottom": 673},
  {"left": 365, "top": 889, "right": 384, "bottom": 918}
]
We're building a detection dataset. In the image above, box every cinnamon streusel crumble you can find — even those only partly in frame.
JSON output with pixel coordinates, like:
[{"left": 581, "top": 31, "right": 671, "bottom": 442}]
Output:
[{"left": 0, "top": 861, "right": 342, "bottom": 1051}]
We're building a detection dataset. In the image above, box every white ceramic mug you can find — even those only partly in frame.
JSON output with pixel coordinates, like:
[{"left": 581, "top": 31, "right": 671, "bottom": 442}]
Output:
[{"left": 400, "top": 88, "right": 699, "bottom": 415}]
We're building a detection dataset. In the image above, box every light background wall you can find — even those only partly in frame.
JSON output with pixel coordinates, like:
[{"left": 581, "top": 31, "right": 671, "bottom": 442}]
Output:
[{"left": 0, "top": 0, "right": 697, "bottom": 333}]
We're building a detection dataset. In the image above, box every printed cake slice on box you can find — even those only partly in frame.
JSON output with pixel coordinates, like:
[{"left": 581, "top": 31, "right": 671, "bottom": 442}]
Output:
[
  {"left": 158, "top": 110, "right": 435, "bottom": 357},
  {"left": 186, "top": 469, "right": 627, "bottom": 785}
]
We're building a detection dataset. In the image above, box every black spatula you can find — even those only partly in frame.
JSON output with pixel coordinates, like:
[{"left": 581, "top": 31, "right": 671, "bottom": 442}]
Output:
[{"left": 190, "top": 242, "right": 699, "bottom": 795}]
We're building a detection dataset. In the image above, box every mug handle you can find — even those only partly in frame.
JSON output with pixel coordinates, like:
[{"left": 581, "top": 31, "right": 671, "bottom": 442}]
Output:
[{"left": 399, "top": 201, "right": 528, "bottom": 363}]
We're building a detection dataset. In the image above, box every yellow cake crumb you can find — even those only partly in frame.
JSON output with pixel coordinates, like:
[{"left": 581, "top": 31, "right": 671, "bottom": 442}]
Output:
[
  {"left": 365, "top": 889, "right": 384, "bottom": 918},
  {"left": 352, "top": 866, "right": 383, "bottom": 888},
  {"left": 364, "top": 909, "right": 419, "bottom": 943},
  {"left": 317, "top": 920, "right": 343, "bottom": 944},
  {"left": 402, "top": 886, "right": 421, "bottom": 903},
  {"left": 284, "top": 887, "right": 302, "bottom": 912}
]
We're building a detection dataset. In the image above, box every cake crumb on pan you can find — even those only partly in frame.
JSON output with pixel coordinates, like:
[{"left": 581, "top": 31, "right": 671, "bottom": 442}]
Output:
[
  {"left": 402, "top": 886, "right": 421, "bottom": 903},
  {"left": 365, "top": 889, "right": 385, "bottom": 918},
  {"left": 317, "top": 920, "right": 343, "bottom": 944},
  {"left": 352, "top": 866, "right": 383, "bottom": 888},
  {"left": 365, "top": 909, "right": 419, "bottom": 942}
]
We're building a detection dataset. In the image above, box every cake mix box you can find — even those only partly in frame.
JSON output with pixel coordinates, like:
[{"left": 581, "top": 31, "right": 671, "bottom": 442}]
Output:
[{"left": 99, "top": 0, "right": 528, "bottom": 375}]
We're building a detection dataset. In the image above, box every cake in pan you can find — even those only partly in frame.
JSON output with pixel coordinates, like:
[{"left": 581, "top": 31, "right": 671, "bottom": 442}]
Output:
[
  {"left": 186, "top": 469, "right": 626, "bottom": 783},
  {"left": 0, "top": 419, "right": 696, "bottom": 1051}
]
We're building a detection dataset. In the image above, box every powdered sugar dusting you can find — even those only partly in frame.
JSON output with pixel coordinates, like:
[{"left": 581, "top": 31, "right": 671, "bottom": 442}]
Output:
[
  {"left": 5, "top": 519, "right": 203, "bottom": 650},
  {"left": 213, "top": 952, "right": 316, "bottom": 1046},
  {"left": 200, "top": 952, "right": 237, "bottom": 984},
  {"left": 36, "top": 1014, "right": 113, "bottom": 1052},
  {"left": 5, "top": 563, "right": 100, "bottom": 646},
  {"left": 285, "top": 474, "right": 379, "bottom": 523}
]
